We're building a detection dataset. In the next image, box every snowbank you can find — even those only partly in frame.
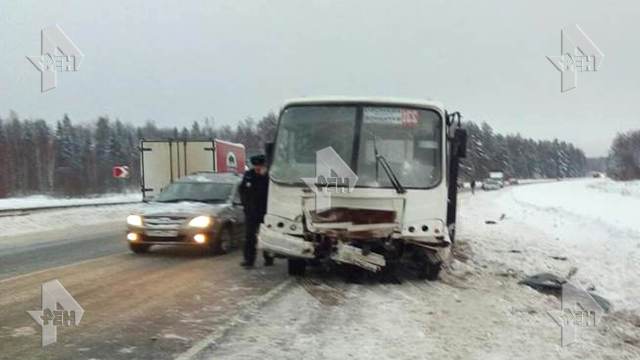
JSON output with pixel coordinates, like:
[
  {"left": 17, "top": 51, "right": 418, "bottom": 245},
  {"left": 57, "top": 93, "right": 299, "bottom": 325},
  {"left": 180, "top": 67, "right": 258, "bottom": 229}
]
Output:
[
  {"left": 0, "top": 192, "right": 141, "bottom": 210},
  {"left": 587, "top": 178, "right": 640, "bottom": 199},
  {"left": 0, "top": 203, "right": 142, "bottom": 243},
  {"left": 506, "top": 178, "right": 639, "bottom": 234}
]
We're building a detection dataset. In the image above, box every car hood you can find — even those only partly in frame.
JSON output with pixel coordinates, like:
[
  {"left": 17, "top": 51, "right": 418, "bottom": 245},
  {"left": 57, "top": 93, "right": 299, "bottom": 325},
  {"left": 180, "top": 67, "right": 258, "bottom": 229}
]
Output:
[{"left": 137, "top": 201, "right": 229, "bottom": 217}]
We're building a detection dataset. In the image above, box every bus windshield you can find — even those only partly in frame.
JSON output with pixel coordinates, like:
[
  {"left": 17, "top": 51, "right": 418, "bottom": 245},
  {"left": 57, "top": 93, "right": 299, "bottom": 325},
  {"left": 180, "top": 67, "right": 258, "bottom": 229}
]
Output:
[{"left": 269, "top": 104, "right": 442, "bottom": 189}]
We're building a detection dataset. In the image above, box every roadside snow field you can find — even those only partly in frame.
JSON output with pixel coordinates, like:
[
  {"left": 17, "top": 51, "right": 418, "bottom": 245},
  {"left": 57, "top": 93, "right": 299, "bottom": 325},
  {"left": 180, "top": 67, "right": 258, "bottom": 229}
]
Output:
[
  {"left": 0, "top": 203, "right": 142, "bottom": 242},
  {"left": 0, "top": 192, "right": 141, "bottom": 210},
  {"left": 504, "top": 178, "right": 639, "bottom": 235},
  {"left": 587, "top": 178, "right": 640, "bottom": 199},
  {"left": 487, "top": 178, "right": 640, "bottom": 310}
]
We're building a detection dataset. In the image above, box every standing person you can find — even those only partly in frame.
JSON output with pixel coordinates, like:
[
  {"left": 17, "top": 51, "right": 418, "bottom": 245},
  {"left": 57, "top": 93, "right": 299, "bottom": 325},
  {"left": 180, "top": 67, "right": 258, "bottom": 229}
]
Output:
[
  {"left": 238, "top": 154, "right": 274, "bottom": 268},
  {"left": 470, "top": 179, "right": 476, "bottom": 195}
]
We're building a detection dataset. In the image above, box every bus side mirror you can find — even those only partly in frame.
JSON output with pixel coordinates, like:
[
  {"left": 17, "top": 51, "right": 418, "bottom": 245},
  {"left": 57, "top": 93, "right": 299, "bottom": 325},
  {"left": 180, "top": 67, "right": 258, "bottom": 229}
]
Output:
[
  {"left": 455, "top": 128, "right": 467, "bottom": 158},
  {"left": 265, "top": 142, "right": 275, "bottom": 165}
]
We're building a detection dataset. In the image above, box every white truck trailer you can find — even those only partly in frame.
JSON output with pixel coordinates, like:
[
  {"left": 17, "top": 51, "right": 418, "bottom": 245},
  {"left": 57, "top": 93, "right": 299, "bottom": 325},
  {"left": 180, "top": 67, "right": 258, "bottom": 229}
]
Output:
[
  {"left": 258, "top": 97, "right": 467, "bottom": 279},
  {"left": 139, "top": 139, "right": 246, "bottom": 200}
]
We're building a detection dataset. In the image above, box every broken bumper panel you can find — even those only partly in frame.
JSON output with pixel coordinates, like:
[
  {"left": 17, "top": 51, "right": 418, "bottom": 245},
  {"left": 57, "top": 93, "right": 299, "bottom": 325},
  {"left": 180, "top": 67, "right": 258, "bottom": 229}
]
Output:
[
  {"left": 330, "top": 243, "right": 386, "bottom": 272},
  {"left": 258, "top": 225, "right": 315, "bottom": 259},
  {"left": 258, "top": 225, "right": 387, "bottom": 271}
]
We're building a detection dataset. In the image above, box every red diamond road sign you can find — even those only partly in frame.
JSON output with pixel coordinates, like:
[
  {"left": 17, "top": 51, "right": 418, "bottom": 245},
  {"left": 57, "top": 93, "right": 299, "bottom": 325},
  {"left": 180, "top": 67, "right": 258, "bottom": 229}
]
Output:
[{"left": 112, "top": 166, "right": 130, "bottom": 179}]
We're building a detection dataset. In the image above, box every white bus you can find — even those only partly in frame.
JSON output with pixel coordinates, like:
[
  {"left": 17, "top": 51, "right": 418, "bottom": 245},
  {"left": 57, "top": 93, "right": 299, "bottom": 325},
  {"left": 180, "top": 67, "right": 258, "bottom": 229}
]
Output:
[{"left": 258, "top": 97, "right": 467, "bottom": 280}]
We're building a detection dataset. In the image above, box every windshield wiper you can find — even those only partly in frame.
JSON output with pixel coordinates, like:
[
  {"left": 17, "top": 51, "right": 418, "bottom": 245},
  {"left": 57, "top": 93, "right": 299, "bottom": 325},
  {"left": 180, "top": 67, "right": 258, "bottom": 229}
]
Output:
[{"left": 372, "top": 136, "right": 406, "bottom": 194}]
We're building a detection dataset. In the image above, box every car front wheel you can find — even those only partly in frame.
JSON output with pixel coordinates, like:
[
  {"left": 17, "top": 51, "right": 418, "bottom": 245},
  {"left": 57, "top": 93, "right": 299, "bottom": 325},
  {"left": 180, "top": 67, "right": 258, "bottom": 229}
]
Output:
[{"left": 210, "top": 227, "right": 233, "bottom": 255}]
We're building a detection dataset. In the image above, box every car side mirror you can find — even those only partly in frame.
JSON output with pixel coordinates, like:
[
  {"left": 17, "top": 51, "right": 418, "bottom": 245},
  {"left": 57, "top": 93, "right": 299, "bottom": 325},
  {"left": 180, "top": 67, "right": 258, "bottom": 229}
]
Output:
[{"left": 232, "top": 198, "right": 243, "bottom": 206}]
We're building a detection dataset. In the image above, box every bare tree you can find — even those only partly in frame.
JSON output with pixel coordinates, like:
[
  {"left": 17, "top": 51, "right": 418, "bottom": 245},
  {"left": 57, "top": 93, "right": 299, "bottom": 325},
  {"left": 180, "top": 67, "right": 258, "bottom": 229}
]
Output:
[{"left": 608, "top": 129, "right": 640, "bottom": 180}]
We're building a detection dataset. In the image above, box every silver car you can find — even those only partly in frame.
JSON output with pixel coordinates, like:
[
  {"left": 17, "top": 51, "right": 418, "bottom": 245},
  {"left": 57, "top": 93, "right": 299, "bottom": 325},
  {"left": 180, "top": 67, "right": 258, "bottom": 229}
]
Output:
[{"left": 125, "top": 173, "right": 245, "bottom": 254}]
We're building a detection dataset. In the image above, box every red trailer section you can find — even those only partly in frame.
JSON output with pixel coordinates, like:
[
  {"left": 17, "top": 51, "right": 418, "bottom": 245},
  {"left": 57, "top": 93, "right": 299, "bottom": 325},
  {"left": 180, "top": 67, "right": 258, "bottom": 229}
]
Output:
[{"left": 214, "top": 139, "right": 246, "bottom": 174}]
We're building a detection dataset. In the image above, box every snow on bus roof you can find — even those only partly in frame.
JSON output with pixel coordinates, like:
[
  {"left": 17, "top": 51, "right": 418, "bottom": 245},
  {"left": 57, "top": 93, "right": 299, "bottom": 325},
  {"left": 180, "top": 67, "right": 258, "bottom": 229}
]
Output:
[{"left": 281, "top": 96, "right": 445, "bottom": 111}]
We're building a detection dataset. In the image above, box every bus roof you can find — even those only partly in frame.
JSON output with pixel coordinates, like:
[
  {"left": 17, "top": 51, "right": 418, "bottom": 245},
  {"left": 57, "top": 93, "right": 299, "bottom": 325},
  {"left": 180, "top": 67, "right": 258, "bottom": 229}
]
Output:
[{"left": 281, "top": 97, "right": 445, "bottom": 112}]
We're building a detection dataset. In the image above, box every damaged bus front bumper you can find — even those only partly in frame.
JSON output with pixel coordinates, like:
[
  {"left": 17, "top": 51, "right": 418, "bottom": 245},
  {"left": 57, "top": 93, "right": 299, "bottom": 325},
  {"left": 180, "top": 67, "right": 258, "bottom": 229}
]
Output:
[{"left": 258, "top": 225, "right": 388, "bottom": 271}]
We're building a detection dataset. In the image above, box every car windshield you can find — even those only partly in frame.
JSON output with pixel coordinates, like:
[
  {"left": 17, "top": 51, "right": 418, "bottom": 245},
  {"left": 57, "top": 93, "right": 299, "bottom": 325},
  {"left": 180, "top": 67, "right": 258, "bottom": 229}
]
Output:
[
  {"left": 154, "top": 182, "right": 233, "bottom": 203},
  {"left": 269, "top": 104, "right": 442, "bottom": 189}
]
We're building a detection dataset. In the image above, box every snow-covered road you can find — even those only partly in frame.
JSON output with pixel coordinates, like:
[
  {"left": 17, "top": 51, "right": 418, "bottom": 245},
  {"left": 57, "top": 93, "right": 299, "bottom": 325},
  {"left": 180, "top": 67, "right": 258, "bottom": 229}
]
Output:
[{"left": 191, "top": 178, "right": 640, "bottom": 360}]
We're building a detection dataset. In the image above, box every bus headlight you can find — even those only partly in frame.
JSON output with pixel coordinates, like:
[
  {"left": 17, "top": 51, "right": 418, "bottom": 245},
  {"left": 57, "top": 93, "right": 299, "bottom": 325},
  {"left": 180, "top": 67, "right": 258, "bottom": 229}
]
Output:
[
  {"left": 127, "top": 215, "right": 143, "bottom": 227},
  {"left": 188, "top": 215, "right": 212, "bottom": 228}
]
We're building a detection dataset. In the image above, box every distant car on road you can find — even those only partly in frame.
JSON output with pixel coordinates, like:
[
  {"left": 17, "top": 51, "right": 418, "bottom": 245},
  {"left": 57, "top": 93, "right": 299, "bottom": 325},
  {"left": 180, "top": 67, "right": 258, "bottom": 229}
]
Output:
[
  {"left": 125, "top": 173, "right": 245, "bottom": 254},
  {"left": 489, "top": 171, "right": 505, "bottom": 187},
  {"left": 482, "top": 178, "right": 502, "bottom": 191}
]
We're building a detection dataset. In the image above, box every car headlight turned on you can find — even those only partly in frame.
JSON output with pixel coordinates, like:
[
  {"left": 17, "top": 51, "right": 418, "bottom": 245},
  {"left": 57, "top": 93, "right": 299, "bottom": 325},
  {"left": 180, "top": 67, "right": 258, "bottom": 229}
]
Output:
[
  {"left": 127, "top": 215, "right": 143, "bottom": 227},
  {"left": 188, "top": 215, "right": 212, "bottom": 228},
  {"left": 193, "top": 234, "right": 206, "bottom": 244}
]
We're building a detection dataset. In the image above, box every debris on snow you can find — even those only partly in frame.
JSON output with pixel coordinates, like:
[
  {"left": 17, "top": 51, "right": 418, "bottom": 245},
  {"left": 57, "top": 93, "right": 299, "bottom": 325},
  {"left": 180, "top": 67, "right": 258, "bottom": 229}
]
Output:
[
  {"left": 550, "top": 255, "right": 568, "bottom": 261},
  {"left": 518, "top": 272, "right": 566, "bottom": 295},
  {"left": 484, "top": 213, "right": 506, "bottom": 225},
  {"left": 519, "top": 272, "right": 613, "bottom": 312}
]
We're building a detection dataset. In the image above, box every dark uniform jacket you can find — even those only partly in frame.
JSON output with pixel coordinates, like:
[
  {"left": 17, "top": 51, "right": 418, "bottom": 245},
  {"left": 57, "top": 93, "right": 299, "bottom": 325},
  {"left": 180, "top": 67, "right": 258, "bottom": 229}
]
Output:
[{"left": 238, "top": 169, "right": 269, "bottom": 223}]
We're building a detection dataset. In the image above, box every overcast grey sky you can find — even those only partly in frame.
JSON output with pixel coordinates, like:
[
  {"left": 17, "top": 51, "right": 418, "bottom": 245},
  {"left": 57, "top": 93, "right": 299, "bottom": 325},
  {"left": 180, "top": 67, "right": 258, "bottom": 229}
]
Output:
[{"left": 1, "top": 0, "right": 638, "bottom": 156}]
